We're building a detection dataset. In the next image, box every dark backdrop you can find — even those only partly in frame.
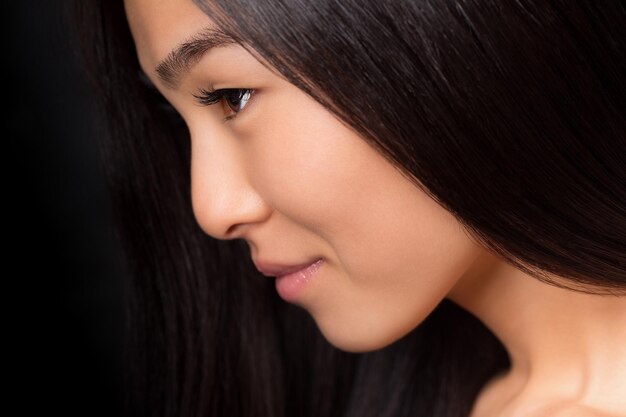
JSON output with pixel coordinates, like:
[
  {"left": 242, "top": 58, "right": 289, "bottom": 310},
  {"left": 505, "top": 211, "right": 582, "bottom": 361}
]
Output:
[{"left": 8, "top": 2, "right": 124, "bottom": 416}]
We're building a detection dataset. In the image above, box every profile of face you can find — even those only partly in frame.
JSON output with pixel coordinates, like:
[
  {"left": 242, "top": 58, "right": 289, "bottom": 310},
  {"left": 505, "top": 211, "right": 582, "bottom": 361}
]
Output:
[{"left": 125, "top": 0, "right": 489, "bottom": 353}]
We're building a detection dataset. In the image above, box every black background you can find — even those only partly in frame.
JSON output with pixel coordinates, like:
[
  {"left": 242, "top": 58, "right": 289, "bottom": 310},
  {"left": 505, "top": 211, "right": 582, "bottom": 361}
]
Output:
[{"left": 9, "top": 2, "right": 124, "bottom": 415}]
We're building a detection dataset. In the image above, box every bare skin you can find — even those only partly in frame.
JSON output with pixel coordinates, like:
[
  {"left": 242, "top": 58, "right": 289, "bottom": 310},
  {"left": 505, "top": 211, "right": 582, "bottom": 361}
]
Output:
[
  {"left": 124, "top": 0, "right": 626, "bottom": 415},
  {"left": 449, "top": 251, "right": 626, "bottom": 417}
]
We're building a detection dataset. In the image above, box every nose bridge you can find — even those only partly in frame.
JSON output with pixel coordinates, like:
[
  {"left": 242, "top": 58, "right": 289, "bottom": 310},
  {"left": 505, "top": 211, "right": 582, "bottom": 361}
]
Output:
[{"left": 189, "top": 125, "right": 269, "bottom": 240}]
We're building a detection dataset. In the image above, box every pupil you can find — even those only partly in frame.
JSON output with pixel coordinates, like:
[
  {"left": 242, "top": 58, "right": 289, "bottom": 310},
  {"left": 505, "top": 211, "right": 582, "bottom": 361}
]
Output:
[{"left": 227, "top": 90, "right": 243, "bottom": 110}]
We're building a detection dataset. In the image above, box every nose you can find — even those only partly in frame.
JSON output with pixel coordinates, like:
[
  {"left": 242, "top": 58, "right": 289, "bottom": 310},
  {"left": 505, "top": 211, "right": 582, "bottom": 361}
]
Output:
[{"left": 189, "top": 124, "right": 271, "bottom": 240}]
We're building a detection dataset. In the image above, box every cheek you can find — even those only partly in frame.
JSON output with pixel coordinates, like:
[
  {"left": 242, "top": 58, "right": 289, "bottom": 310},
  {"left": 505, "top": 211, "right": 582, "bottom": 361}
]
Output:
[
  {"left": 317, "top": 201, "right": 481, "bottom": 352},
  {"left": 250, "top": 88, "right": 477, "bottom": 285},
  {"left": 244, "top": 87, "right": 365, "bottom": 230},
  {"left": 244, "top": 86, "right": 482, "bottom": 351},
  {"left": 308, "top": 148, "right": 482, "bottom": 351}
]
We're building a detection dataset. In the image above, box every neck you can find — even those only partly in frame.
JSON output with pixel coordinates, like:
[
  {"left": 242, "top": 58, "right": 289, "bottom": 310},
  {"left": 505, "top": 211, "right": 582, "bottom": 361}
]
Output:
[{"left": 446, "top": 251, "right": 626, "bottom": 413}]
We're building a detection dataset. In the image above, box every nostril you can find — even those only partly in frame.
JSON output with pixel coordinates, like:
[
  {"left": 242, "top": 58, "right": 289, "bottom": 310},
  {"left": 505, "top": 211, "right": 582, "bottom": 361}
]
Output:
[
  {"left": 225, "top": 224, "right": 237, "bottom": 237},
  {"left": 224, "top": 223, "right": 246, "bottom": 239}
]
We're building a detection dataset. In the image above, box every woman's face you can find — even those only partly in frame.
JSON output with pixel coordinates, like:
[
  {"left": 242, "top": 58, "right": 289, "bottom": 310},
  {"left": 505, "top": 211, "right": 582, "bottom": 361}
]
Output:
[{"left": 125, "top": 0, "right": 487, "bottom": 352}]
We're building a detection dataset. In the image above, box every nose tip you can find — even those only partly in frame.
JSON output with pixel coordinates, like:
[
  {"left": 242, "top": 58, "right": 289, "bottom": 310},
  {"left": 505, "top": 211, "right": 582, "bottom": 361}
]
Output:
[{"left": 192, "top": 185, "right": 271, "bottom": 241}]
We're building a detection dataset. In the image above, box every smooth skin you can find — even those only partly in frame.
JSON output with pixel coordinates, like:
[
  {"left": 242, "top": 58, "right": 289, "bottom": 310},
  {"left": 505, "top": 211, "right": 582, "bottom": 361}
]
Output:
[{"left": 124, "top": 1, "right": 626, "bottom": 416}]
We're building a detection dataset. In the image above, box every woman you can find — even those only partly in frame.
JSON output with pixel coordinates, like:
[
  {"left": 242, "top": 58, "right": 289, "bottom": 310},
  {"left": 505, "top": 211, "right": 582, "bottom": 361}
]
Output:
[{"left": 72, "top": 1, "right": 626, "bottom": 416}]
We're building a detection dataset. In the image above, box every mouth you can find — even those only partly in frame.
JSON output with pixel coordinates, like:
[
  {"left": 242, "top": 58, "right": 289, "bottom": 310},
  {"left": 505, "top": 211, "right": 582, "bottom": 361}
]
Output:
[
  {"left": 253, "top": 257, "right": 325, "bottom": 302},
  {"left": 253, "top": 258, "right": 323, "bottom": 277}
]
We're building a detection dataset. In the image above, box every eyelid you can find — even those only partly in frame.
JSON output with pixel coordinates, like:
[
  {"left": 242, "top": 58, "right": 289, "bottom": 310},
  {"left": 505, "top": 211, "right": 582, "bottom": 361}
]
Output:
[
  {"left": 192, "top": 87, "right": 255, "bottom": 122},
  {"left": 192, "top": 87, "right": 223, "bottom": 106}
]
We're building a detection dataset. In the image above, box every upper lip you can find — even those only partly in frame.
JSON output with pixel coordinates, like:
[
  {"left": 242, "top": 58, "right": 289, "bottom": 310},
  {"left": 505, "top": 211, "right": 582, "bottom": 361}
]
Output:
[{"left": 253, "top": 258, "right": 321, "bottom": 277}]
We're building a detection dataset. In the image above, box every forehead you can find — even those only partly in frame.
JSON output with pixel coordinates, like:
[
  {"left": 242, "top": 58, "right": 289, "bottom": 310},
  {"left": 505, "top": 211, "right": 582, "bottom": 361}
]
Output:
[{"left": 124, "top": 0, "right": 217, "bottom": 75}]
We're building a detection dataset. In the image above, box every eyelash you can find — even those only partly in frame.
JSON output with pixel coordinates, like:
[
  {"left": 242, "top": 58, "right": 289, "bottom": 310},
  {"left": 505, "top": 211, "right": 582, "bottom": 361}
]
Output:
[{"left": 193, "top": 87, "right": 255, "bottom": 122}]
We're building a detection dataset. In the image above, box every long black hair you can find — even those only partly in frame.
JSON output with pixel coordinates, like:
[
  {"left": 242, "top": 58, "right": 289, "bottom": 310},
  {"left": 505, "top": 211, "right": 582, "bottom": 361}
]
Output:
[{"left": 71, "top": 1, "right": 625, "bottom": 416}]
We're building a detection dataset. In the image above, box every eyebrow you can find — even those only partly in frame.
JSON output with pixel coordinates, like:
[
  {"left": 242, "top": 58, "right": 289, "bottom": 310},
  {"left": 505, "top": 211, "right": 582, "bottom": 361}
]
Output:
[{"left": 155, "top": 26, "right": 239, "bottom": 90}]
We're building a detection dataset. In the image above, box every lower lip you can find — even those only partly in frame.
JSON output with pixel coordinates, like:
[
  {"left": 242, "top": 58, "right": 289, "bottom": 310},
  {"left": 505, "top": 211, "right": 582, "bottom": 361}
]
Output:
[{"left": 275, "top": 258, "right": 324, "bottom": 302}]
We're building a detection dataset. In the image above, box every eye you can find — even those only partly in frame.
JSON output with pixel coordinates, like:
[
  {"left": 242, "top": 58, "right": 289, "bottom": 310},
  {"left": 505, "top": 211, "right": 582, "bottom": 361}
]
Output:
[{"left": 193, "top": 87, "right": 255, "bottom": 122}]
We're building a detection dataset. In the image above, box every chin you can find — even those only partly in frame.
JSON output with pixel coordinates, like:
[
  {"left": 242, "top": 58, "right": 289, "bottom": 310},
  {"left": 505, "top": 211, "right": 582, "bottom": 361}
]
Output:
[{"left": 312, "top": 314, "right": 418, "bottom": 353}]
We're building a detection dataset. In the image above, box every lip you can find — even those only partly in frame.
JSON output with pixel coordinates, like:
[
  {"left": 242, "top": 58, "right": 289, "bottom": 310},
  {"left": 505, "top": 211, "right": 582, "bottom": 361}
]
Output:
[
  {"left": 253, "top": 257, "right": 325, "bottom": 302},
  {"left": 253, "top": 258, "right": 322, "bottom": 277}
]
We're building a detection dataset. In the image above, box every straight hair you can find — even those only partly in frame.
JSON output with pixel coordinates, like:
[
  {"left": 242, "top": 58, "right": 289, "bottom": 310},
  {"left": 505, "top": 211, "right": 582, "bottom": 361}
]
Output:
[{"left": 72, "top": 1, "right": 625, "bottom": 416}]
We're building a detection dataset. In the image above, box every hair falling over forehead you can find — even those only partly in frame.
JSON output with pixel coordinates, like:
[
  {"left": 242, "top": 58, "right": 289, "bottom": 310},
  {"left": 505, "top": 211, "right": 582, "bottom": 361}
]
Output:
[{"left": 72, "top": 0, "right": 626, "bottom": 416}]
